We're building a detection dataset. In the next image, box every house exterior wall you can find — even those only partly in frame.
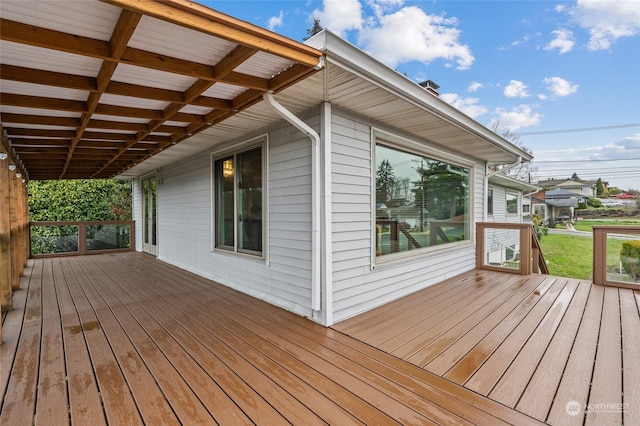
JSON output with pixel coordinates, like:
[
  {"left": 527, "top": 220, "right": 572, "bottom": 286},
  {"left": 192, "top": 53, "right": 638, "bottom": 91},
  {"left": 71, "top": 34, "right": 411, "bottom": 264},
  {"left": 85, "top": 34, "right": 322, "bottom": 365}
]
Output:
[
  {"left": 329, "top": 110, "right": 484, "bottom": 323},
  {"left": 132, "top": 117, "right": 318, "bottom": 320},
  {"left": 132, "top": 106, "right": 522, "bottom": 326}
]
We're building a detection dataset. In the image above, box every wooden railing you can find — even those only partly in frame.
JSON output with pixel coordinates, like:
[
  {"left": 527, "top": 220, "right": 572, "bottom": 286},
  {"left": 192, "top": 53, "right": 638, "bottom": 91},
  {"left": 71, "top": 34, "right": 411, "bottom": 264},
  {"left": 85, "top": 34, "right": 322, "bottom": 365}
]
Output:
[
  {"left": 476, "top": 222, "right": 549, "bottom": 275},
  {"left": 29, "top": 221, "right": 135, "bottom": 258},
  {"left": 593, "top": 225, "right": 640, "bottom": 289}
]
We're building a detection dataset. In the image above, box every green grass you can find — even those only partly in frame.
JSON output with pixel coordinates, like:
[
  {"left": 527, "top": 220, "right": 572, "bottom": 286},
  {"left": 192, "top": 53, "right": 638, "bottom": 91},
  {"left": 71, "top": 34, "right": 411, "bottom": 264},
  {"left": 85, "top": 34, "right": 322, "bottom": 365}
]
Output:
[
  {"left": 572, "top": 218, "right": 640, "bottom": 232},
  {"left": 539, "top": 234, "right": 593, "bottom": 279},
  {"left": 538, "top": 233, "right": 624, "bottom": 280}
]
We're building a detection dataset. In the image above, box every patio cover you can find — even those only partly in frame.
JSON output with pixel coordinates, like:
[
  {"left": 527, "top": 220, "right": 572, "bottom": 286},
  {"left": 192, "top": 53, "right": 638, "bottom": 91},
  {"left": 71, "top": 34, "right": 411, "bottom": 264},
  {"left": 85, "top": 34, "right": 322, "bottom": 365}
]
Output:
[{"left": 0, "top": 0, "right": 324, "bottom": 180}]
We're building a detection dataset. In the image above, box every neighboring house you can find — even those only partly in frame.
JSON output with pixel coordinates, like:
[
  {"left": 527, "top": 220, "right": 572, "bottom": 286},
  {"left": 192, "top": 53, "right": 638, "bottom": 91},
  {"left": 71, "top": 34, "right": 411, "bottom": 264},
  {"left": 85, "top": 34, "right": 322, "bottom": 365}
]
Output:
[
  {"left": 545, "top": 188, "right": 584, "bottom": 222},
  {"left": 0, "top": 2, "right": 532, "bottom": 326},
  {"left": 486, "top": 174, "right": 538, "bottom": 266},
  {"left": 529, "top": 191, "right": 550, "bottom": 224},
  {"left": 539, "top": 178, "right": 597, "bottom": 198}
]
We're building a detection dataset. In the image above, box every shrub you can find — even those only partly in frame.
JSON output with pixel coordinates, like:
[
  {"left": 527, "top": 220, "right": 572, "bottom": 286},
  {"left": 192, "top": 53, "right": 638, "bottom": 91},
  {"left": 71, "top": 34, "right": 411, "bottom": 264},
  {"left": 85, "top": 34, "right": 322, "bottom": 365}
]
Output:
[
  {"left": 577, "top": 202, "right": 587, "bottom": 210},
  {"left": 620, "top": 240, "right": 640, "bottom": 281},
  {"left": 588, "top": 198, "right": 602, "bottom": 208},
  {"left": 532, "top": 213, "right": 548, "bottom": 240}
]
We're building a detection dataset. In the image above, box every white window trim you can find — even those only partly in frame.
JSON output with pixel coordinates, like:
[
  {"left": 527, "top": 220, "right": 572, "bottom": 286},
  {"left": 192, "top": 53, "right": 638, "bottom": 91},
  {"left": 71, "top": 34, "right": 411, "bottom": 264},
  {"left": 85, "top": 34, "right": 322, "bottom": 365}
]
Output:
[
  {"left": 506, "top": 190, "right": 520, "bottom": 215},
  {"left": 371, "top": 128, "right": 475, "bottom": 268},
  {"left": 210, "top": 134, "right": 268, "bottom": 261},
  {"left": 488, "top": 186, "right": 494, "bottom": 217}
]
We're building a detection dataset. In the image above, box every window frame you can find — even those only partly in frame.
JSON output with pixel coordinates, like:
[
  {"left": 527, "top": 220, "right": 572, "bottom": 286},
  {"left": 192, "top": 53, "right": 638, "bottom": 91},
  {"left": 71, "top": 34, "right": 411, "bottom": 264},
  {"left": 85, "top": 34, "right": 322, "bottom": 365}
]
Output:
[
  {"left": 371, "top": 129, "right": 475, "bottom": 267},
  {"left": 506, "top": 191, "right": 519, "bottom": 215},
  {"left": 487, "top": 188, "right": 494, "bottom": 216},
  {"left": 211, "top": 136, "right": 267, "bottom": 259}
]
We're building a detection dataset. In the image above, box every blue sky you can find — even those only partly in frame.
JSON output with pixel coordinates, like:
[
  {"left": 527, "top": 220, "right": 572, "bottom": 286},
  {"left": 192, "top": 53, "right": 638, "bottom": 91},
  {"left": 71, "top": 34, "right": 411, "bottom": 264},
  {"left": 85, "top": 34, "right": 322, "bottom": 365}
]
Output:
[{"left": 204, "top": 0, "right": 640, "bottom": 191}]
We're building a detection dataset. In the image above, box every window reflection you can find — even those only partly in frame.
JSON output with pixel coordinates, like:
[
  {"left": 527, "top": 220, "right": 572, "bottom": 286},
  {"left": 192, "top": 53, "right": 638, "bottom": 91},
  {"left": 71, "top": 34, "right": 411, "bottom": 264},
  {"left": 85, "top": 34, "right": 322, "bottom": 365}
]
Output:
[{"left": 376, "top": 144, "right": 470, "bottom": 257}]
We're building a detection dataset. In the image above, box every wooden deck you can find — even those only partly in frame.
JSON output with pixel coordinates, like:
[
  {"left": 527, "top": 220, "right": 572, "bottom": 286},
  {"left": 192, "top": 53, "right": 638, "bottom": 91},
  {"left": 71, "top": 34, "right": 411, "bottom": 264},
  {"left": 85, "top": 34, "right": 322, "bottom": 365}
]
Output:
[
  {"left": 1, "top": 253, "right": 546, "bottom": 425},
  {"left": 334, "top": 270, "right": 640, "bottom": 425}
]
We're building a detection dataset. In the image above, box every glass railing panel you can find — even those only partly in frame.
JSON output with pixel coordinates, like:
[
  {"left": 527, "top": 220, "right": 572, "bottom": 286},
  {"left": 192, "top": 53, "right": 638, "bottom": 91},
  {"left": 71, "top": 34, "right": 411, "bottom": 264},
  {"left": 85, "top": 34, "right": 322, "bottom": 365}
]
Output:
[
  {"left": 85, "top": 223, "right": 132, "bottom": 251},
  {"left": 482, "top": 226, "right": 522, "bottom": 271},
  {"left": 30, "top": 224, "right": 80, "bottom": 255}
]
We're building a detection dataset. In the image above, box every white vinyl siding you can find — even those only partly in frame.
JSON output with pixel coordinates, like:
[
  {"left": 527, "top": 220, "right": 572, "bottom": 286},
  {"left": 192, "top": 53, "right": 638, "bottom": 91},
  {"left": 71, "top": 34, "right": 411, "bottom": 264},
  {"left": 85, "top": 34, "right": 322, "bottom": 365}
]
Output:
[
  {"left": 141, "top": 117, "right": 317, "bottom": 319},
  {"left": 330, "top": 111, "right": 481, "bottom": 323}
]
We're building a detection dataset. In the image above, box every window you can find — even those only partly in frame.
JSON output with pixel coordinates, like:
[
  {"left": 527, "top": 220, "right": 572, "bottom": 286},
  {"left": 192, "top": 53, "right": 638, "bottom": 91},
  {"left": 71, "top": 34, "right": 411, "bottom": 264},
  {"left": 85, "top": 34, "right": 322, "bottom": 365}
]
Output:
[
  {"left": 506, "top": 192, "right": 518, "bottom": 214},
  {"left": 487, "top": 189, "right": 494, "bottom": 215},
  {"left": 214, "top": 146, "right": 263, "bottom": 256},
  {"left": 375, "top": 143, "right": 470, "bottom": 258}
]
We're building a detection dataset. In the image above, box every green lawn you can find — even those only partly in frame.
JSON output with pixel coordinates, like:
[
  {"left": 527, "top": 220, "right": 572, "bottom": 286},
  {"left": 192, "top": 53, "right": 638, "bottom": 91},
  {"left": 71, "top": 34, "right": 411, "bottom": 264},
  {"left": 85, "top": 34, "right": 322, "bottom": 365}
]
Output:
[
  {"left": 538, "top": 233, "right": 626, "bottom": 280},
  {"left": 572, "top": 218, "right": 640, "bottom": 232},
  {"left": 539, "top": 234, "right": 592, "bottom": 279}
]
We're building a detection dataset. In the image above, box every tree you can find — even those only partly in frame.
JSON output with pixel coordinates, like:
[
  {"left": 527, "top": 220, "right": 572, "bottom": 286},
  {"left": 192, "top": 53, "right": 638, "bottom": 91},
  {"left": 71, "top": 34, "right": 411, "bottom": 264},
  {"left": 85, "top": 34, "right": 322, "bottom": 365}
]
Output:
[
  {"left": 303, "top": 18, "right": 323, "bottom": 41},
  {"left": 491, "top": 121, "right": 537, "bottom": 182},
  {"left": 28, "top": 179, "right": 133, "bottom": 255},
  {"left": 571, "top": 172, "right": 580, "bottom": 181},
  {"left": 596, "top": 178, "right": 607, "bottom": 197},
  {"left": 376, "top": 159, "right": 396, "bottom": 205},
  {"left": 29, "top": 179, "right": 132, "bottom": 221},
  {"left": 413, "top": 160, "right": 468, "bottom": 220}
]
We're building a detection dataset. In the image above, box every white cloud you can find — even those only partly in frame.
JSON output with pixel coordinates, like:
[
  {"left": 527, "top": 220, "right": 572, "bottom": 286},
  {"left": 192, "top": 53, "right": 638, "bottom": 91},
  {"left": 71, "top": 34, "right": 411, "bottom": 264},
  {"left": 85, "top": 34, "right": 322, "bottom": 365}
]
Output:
[
  {"left": 491, "top": 105, "right": 541, "bottom": 131},
  {"left": 544, "top": 29, "right": 575, "bottom": 54},
  {"left": 357, "top": 6, "right": 475, "bottom": 70},
  {"left": 536, "top": 134, "right": 640, "bottom": 161},
  {"left": 313, "top": 0, "right": 364, "bottom": 37},
  {"left": 570, "top": 0, "right": 640, "bottom": 50},
  {"left": 468, "top": 81, "right": 483, "bottom": 92},
  {"left": 543, "top": 76, "right": 579, "bottom": 97},
  {"left": 504, "top": 80, "right": 530, "bottom": 98},
  {"left": 366, "top": 0, "right": 405, "bottom": 18},
  {"left": 440, "top": 93, "right": 488, "bottom": 119},
  {"left": 267, "top": 11, "right": 284, "bottom": 31}
]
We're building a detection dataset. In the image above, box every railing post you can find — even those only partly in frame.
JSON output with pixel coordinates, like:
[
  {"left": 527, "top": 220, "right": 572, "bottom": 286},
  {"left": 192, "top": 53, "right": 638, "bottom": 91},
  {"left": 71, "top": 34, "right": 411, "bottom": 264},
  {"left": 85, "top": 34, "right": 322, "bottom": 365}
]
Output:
[
  {"left": 520, "top": 225, "right": 531, "bottom": 275},
  {"left": 593, "top": 227, "right": 606, "bottom": 286},
  {"left": 476, "top": 222, "right": 484, "bottom": 269},
  {"left": 78, "top": 223, "right": 87, "bottom": 255}
]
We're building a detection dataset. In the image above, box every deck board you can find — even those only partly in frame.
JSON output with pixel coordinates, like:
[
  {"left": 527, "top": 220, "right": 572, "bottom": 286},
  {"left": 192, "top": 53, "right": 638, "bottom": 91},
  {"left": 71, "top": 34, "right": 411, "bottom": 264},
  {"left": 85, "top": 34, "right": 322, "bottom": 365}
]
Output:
[
  {"left": 334, "top": 269, "right": 638, "bottom": 425},
  {"left": 514, "top": 278, "right": 591, "bottom": 419},
  {"left": 36, "top": 260, "right": 68, "bottom": 426},
  {"left": 0, "top": 259, "right": 43, "bottom": 426},
  {"left": 5, "top": 252, "right": 636, "bottom": 425},
  {"left": 585, "top": 286, "right": 622, "bottom": 426},
  {"left": 620, "top": 288, "right": 640, "bottom": 426}
]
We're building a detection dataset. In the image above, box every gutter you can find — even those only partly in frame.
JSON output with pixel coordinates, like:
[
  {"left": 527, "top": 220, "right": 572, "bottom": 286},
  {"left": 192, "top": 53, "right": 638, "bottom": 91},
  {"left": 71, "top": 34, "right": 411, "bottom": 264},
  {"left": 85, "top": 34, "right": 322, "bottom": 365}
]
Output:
[{"left": 263, "top": 92, "right": 322, "bottom": 312}]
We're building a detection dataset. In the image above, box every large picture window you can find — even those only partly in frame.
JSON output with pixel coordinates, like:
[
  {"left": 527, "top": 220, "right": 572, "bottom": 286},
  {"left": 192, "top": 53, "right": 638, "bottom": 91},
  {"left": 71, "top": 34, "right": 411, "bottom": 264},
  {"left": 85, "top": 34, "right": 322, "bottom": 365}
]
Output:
[
  {"left": 214, "top": 146, "right": 263, "bottom": 256},
  {"left": 375, "top": 143, "right": 470, "bottom": 258}
]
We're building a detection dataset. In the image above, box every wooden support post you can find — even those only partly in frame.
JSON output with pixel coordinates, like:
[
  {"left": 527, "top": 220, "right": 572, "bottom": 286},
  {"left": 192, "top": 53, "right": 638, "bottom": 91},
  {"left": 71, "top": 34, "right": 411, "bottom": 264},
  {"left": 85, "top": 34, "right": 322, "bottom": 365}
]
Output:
[
  {"left": 9, "top": 170, "right": 20, "bottom": 290},
  {"left": 0, "top": 155, "right": 12, "bottom": 313},
  {"left": 20, "top": 181, "right": 27, "bottom": 268}
]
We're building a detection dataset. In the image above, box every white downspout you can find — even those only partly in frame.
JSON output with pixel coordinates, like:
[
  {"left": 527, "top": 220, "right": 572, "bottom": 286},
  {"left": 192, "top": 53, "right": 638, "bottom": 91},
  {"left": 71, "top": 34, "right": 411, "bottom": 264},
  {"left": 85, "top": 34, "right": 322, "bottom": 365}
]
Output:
[
  {"left": 483, "top": 156, "right": 522, "bottom": 222},
  {"left": 263, "top": 91, "right": 322, "bottom": 312}
]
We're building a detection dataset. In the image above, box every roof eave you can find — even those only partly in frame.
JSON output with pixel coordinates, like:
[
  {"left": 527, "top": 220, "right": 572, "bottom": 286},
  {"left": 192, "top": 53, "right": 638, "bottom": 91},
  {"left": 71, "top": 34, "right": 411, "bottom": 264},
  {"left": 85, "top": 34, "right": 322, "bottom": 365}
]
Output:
[{"left": 305, "top": 30, "right": 533, "bottom": 163}]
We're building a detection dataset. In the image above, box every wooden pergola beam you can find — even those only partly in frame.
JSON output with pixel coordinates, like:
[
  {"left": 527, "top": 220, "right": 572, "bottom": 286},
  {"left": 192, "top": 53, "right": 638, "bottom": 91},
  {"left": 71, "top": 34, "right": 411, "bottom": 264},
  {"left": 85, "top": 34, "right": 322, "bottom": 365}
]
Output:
[{"left": 100, "top": 0, "right": 323, "bottom": 69}]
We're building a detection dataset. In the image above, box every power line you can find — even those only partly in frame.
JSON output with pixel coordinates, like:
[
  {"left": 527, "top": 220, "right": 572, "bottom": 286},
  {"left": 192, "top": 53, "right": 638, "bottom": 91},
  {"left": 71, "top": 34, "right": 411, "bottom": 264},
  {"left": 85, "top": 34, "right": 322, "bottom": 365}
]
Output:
[
  {"left": 532, "top": 157, "right": 640, "bottom": 163},
  {"left": 518, "top": 123, "right": 640, "bottom": 136}
]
